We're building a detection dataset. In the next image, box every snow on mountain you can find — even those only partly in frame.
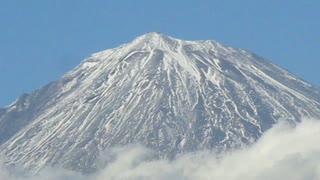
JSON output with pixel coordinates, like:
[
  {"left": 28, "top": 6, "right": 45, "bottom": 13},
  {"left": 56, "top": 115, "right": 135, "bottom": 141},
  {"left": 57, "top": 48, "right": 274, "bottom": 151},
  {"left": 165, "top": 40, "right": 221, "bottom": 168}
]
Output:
[{"left": 1, "top": 32, "right": 320, "bottom": 173}]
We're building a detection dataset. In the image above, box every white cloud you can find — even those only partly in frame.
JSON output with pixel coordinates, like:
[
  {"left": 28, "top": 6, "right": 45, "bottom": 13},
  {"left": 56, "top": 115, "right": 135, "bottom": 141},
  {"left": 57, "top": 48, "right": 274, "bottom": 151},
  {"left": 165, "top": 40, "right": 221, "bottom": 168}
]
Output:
[{"left": 1, "top": 118, "right": 320, "bottom": 180}]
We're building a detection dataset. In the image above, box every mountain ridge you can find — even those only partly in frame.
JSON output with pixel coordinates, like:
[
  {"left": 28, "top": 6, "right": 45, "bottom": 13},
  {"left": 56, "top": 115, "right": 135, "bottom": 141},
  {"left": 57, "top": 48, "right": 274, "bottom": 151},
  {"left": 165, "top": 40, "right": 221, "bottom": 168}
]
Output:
[{"left": 1, "top": 33, "right": 320, "bottom": 173}]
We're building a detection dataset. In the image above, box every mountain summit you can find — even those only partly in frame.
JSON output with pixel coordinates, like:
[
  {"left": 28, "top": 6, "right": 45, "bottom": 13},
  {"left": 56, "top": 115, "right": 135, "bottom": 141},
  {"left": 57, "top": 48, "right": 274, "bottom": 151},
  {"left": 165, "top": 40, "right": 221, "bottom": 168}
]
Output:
[{"left": 1, "top": 33, "right": 320, "bottom": 173}]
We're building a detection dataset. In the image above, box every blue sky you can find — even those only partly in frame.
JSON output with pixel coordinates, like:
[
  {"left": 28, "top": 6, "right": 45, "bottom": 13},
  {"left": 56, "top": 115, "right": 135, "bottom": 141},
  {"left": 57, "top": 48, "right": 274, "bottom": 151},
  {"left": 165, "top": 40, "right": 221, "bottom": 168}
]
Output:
[{"left": 1, "top": 0, "right": 319, "bottom": 107}]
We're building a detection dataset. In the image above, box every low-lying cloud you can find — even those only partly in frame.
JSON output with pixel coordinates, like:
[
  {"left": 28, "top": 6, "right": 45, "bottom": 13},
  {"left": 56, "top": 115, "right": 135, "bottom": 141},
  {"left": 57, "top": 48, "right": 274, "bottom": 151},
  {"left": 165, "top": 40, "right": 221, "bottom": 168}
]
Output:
[{"left": 1, "top": 118, "right": 320, "bottom": 180}]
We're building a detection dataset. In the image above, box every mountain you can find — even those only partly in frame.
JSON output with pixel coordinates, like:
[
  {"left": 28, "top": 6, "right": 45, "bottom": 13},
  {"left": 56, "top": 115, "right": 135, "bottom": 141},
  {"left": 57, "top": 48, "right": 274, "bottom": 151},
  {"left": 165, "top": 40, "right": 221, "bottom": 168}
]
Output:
[{"left": 1, "top": 32, "right": 320, "bottom": 173}]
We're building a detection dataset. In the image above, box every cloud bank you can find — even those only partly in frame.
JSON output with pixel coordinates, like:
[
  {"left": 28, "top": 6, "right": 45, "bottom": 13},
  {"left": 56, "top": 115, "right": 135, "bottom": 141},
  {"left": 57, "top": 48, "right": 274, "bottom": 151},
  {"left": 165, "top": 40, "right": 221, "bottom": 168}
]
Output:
[{"left": 1, "top": 118, "right": 320, "bottom": 180}]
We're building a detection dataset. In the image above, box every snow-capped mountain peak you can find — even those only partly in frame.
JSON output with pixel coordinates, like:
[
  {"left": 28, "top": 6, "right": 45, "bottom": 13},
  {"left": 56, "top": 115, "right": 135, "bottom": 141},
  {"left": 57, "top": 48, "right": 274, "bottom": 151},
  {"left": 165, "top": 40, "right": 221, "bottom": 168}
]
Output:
[{"left": 1, "top": 33, "right": 320, "bottom": 173}]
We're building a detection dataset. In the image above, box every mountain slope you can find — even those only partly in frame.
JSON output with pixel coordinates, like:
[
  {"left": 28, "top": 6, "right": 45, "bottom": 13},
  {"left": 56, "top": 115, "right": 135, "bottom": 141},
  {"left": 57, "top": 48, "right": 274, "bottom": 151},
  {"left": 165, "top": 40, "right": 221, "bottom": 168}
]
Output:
[{"left": 1, "top": 32, "right": 320, "bottom": 173}]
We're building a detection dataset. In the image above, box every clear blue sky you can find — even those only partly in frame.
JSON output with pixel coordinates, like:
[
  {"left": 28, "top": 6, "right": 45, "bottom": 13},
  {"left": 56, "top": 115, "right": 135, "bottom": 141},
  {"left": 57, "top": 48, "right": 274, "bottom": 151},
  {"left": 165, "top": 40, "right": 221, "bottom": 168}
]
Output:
[{"left": 1, "top": 0, "right": 319, "bottom": 107}]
